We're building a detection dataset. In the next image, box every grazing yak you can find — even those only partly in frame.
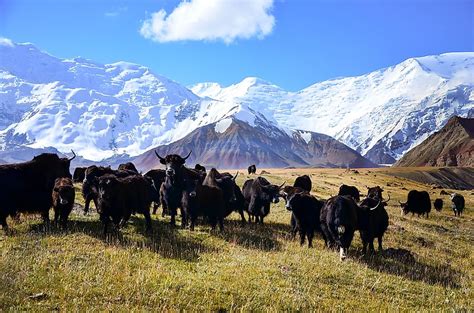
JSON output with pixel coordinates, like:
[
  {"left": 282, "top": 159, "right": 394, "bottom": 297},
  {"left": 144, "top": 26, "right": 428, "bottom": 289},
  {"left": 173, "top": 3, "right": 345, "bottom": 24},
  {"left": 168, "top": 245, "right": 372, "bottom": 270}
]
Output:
[
  {"left": 434, "top": 198, "right": 443, "bottom": 212},
  {"left": 338, "top": 184, "right": 360, "bottom": 202},
  {"left": 0, "top": 152, "right": 75, "bottom": 231},
  {"left": 358, "top": 197, "right": 389, "bottom": 254},
  {"left": 96, "top": 174, "right": 153, "bottom": 234},
  {"left": 144, "top": 169, "right": 167, "bottom": 215},
  {"left": 451, "top": 193, "right": 465, "bottom": 217},
  {"left": 194, "top": 164, "right": 206, "bottom": 173},
  {"left": 399, "top": 190, "right": 431, "bottom": 217},
  {"left": 155, "top": 151, "right": 203, "bottom": 226},
  {"left": 284, "top": 191, "right": 324, "bottom": 247},
  {"left": 242, "top": 177, "right": 284, "bottom": 224},
  {"left": 73, "top": 167, "right": 86, "bottom": 183},
  {"left": 293, "top": 175, "right": 312, "bottom": 192},
  {"left": 52, "top": 177, "right": 75, "bottom": 229},
  {"left": 118, "top": 162, "right": 139, "bottom": 174},
  {"left": 320, "top": 195, "right": 359, "bottom": 260},
  {"left": 247, "top": 164, "right": 257, "bottom": 175},
  {"left": 82, "top": 165, "right": 137, "bottom": 214}
]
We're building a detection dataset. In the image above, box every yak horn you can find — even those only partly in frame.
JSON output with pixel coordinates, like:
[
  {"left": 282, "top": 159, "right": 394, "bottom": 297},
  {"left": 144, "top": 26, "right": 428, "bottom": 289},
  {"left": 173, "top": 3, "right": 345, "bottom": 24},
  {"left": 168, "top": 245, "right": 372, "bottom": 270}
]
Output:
[
  {"left": 384, "top": 193, "right": 391, "bottom": 202},
  {"left": 233, "top": 171, "right": 239, "bottom": 181},
  {"left": 183, "top": 151, "right": 192, "bottom": 160},
  {"left": 154, "top": 150, "right": 165, "bottom": 162},
  {"left": 68, "top": 150, "right": 76, "bottom": 161},
  {"left": 279, "top": 181, "right": 286, "bottom": 189}
]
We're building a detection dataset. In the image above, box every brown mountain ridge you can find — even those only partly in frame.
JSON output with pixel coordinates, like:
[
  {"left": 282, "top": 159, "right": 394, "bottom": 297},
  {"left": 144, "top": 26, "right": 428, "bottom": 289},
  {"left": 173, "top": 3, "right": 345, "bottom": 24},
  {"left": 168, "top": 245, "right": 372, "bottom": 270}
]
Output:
[
  {"left": 134, "top": 118, "right": 377, "bottom": 171},
  {"left": 395, "top": 116, "right": 474, "bottom": 167}
]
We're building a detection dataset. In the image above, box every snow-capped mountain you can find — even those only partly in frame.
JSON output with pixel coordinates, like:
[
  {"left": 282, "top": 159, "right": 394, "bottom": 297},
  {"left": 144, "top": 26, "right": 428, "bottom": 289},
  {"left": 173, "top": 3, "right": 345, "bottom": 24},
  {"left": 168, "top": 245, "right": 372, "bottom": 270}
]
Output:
[
  {"left": 1, "top": 39, "right": 472, "bottom": 166},
  {"left": 134, "top": 117, "right": 376, "bottom": 170},
  {"left": 0, "top": 40, "right": 266, "bottom": 161},
  {"left": 191, "top": 53, "right": 474, "bottom": 163}
]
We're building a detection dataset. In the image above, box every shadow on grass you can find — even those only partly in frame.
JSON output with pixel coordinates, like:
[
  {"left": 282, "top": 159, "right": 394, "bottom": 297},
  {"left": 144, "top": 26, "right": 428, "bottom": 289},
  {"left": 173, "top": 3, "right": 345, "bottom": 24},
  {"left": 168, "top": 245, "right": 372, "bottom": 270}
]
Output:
[
  {"left": 353, "top": 248, "right": 462, "bottom": 288},
  {"left": 27, "top": 217, "right": 217, "bottom": 262},
  {"left": 211, "top": 219, "right": 292, "bottom": 251}
]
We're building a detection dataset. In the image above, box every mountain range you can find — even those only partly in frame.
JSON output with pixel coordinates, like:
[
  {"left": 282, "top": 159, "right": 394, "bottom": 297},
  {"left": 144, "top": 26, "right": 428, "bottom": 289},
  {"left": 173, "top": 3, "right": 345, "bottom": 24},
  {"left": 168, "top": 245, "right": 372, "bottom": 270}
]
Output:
[{"left": 0, "top": 39, "right": 473, "bottom": 169}]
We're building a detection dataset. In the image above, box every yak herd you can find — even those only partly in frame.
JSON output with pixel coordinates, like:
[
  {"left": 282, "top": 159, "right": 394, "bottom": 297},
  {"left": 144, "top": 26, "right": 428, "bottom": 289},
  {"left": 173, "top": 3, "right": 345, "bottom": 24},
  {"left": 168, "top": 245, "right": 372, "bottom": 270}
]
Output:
[{"left": 0, "top": 151, "right": 467, "bottom": 261}]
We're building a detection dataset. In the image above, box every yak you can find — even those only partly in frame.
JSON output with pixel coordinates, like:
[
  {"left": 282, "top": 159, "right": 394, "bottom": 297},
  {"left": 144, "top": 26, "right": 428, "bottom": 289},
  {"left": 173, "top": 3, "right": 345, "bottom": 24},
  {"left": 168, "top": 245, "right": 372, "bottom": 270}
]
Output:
[
  {"left": 293, "top": 175, "right": 312, "bottom": 192},
  {"left": 0, "top": 152, "right": 75, "bottom": 231},
  {"left": 72, "top": 167, "right": 86, "bottom": 183},
  {"left": 434, "top": 198, "right": 443, "bottom": 212},
  {"left": 82, "top": 165, "right": 137, "bottom": 214},
  {"left": 320, "top": 195, "right": 359, "bottom": 260},
  {"left": 284, "top": 191, "right": 324, "bottom": 247},
  {"left": 52, "top": 177, "right": 75, "bottom": 229},
  {"left": 118, "top": 162, "right": 139, "bottom": 174},
  {"left": 451, "top": 193, "right": 465, "bottom": 217},
  {"left": 181, "top": 169, "right": 227, "bottom": 231},
  {"left": 338, "top": 184, "right": 360, "bottom": 202},
  {"left": 399, "top": 190, "right": 431, "bottom": 217},
  {"left": 247, "top": 164, "right": 257, "bottom": 175},
  {"left": 242, "top": 177, "right": 284, "bottom": 224},
  {"left": 357, "top": 197, "right": 389, "bottom": 254},
  {"left": 144, "top": 169, "right": 167, "bottom": 215},
  {"left": 194, "top": 164, "right": 206, "bottom": 173},
  {"left": 155, "top": 151, "right": 201, "bottom": 226},
  {"left": 96, "top": 174, "right": 153, "bottom": 234}
]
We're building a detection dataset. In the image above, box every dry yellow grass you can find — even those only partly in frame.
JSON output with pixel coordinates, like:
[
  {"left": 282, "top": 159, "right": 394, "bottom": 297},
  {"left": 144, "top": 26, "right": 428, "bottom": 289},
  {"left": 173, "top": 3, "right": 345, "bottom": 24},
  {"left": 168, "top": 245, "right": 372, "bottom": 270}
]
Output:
[{"left": 0, "top": 167, "right": 473, "bottom": 310}]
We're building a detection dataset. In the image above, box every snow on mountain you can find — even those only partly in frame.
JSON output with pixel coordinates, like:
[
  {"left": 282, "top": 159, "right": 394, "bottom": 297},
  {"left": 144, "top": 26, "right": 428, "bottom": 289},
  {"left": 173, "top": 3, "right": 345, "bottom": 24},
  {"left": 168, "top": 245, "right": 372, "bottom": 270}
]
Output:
[
  {"left": 0, "top": 41, "right": 266, "bottom": 161},
  {"left": 191, "top": 53, "right": 474, "bottom": 163}
]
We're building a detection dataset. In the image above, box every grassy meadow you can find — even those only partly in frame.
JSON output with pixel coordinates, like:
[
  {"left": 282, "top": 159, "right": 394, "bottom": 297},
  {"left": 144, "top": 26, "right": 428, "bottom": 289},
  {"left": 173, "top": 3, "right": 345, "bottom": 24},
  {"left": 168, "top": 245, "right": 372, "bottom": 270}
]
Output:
[{"left": 0, "top": 167, "right": 473, "bottom": 310}]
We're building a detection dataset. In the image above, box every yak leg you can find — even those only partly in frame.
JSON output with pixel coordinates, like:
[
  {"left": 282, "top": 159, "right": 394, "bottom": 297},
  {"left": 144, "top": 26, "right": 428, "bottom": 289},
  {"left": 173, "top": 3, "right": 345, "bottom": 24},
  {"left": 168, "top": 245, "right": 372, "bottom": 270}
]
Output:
[
  {"left": 238, "top": 210, "right": 247, "bottom": 224},
  {"left": 190, "top": 215, "right": 197, "bottom": 231},
  {"left": 143, "top": 211, "right": 152, "bottom": 233},
  {"left": 101, "top": 214, "right": 110, "bottom": 235},
  {"left": 0, "top": 212, "right": 8, "bottom": 232},
  {"left": 152, "top": 202, "right": 159, "bottom": 215},
  {"left": 362, "top": 241, "right": 368, "bottom": 254},
  {"left": 54, "top": 209, "right": 60, "bottom": 226},
  {"left": 369, "top": 240, "right": 375, "bottom": 253},
  {"left": 41, "top": 211, "right": 50, "bottom": 225},
  {"left": 218, "top": 216, "right": 224, "bottom": 232},
  {"left": 180, "top": 209, "right": 187, "bottom": 229},
  {"left": 299, "top": 231, "right": 305, "bottom": 246},
  {"left": 377, "top": 236, "right": 383, "bottom": 251},
  {"left": 307, "top": 231, "right": 314, "bottom": 248}
]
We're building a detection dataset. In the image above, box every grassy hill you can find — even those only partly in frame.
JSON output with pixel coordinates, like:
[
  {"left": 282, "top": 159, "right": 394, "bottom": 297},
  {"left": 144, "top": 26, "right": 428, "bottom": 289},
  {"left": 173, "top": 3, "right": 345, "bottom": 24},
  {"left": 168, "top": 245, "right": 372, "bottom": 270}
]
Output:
[{"left": 0, "top": 167, "right": 473, "bottom": 310}]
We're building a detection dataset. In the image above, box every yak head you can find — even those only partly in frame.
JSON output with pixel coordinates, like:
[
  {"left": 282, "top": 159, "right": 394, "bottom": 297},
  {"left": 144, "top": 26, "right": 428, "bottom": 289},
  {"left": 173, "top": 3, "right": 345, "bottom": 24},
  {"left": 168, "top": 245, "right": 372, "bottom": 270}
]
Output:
[
  {"left": 399, "top": 201, "right": 409, "bottom": 215},
  {"left": 155, "top": 151, "right": 191, "bottom": 178},
  {"left": 97, "top": 175, "right": 118, "bottom": 202},
  {"left": 257, "top": 177, "right": 285, "bottom": 204},
  {"left": 53, "top": 178, "right": 75, "bottom": 205},
  {"left": 367, "top": 186, "right": 383, "bottom": 200}
]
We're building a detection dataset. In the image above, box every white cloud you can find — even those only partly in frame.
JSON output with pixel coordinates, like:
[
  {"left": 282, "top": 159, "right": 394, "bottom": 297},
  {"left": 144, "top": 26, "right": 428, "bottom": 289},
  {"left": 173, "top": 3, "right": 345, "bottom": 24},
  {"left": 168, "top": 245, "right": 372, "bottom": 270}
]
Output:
[
  {"left": 0, "top": 37, "right": 14, "bottom": 47},
  {"left": 140, "top": 0, "right": 275, "bottom": 43}
]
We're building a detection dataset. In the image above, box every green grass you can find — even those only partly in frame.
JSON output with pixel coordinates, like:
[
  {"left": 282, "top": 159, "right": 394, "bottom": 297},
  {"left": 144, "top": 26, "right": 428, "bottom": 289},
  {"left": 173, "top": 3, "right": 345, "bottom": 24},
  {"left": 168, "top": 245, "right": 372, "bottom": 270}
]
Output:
[{"left": 0, "top": 168, "right": 473, "bottom": 310}]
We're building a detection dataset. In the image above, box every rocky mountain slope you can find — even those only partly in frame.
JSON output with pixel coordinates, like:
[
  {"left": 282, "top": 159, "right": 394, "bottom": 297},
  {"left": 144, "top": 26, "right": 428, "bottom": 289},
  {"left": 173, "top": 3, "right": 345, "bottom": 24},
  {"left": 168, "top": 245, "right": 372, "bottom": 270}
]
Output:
[
  {"left": 134, "top": 118, "right": 376, "bottom": 170},
  {"left": 395, "top": 116, "right": 474, "bottom": 167}
]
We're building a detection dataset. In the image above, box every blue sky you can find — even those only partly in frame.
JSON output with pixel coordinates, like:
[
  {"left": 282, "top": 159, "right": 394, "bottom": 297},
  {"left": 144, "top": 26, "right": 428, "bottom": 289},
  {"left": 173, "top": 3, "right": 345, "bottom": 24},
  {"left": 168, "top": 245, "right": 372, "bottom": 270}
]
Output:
[{"left": 0, "top": 0, "right": 472, "bottom": 90}]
